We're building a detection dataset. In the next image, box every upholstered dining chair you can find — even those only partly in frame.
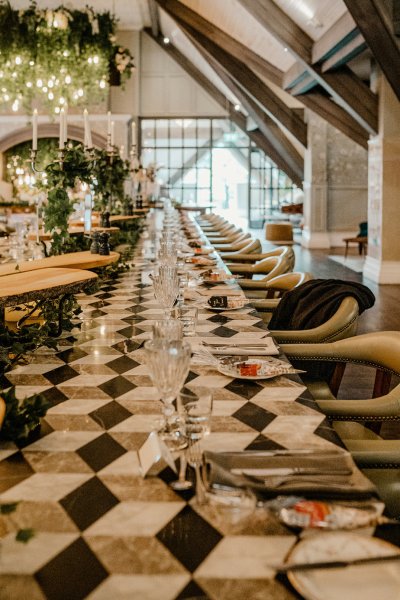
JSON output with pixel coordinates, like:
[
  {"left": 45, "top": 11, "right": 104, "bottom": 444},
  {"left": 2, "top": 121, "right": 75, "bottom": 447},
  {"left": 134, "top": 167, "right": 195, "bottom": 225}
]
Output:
[
  {"left": 280, "top": 331, "right": 400, "bottom": 517},
  {"left": 220, "top": 240, "right": 296, "bottom": 268},
  {"left": 219, "top": 239, "right": 262, "bottom": 257},
  {"left": 270, "top": 296, "right": 359, "bottom": 344},
  {"left": 207, "top": 231, "right": 249, "bottom": 245},
  {"left": 250, "top": 272, "right": 314, "bottom": 320},
  {"left": 237, "top": 255, "right": 293, "bottom": 291},
  {"left": 224, "top": 246, "right": 295, "bottom": 270},
  {"left": 212, "top": 235, "right": 252, "bottom": 252}
]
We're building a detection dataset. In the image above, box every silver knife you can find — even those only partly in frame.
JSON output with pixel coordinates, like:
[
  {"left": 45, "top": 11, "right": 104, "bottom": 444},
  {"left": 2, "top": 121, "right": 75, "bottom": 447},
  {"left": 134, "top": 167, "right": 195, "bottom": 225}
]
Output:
[{"left": 274, "top": 553, "right": 400, "bottom": 573}]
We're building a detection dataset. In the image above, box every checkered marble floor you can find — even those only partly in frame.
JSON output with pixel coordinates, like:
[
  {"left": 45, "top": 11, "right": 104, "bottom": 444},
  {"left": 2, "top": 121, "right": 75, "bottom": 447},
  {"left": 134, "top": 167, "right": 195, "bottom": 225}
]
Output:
[{"left": 0, "top": 248, "right": 397, "bottom": 600}]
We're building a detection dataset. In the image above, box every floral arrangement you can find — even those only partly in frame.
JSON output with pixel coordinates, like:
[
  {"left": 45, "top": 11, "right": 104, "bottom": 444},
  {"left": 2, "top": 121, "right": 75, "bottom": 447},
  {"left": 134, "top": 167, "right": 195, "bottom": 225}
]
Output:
[
  {"left": 91, "top": 147, "right": 131, "bottom": 211},
  {"left": 0, "top": 1, "right": 135, "bottom": 113}
]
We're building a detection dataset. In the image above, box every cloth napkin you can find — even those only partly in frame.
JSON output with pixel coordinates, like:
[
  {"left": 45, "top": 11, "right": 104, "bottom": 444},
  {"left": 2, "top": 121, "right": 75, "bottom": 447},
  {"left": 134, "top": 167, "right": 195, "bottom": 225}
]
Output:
[
  {"left": 201, "top": 337, "right": 279, "bottom": 356},
  {"left": 204, "top": 450, "right": 377, "bottom": 500}
]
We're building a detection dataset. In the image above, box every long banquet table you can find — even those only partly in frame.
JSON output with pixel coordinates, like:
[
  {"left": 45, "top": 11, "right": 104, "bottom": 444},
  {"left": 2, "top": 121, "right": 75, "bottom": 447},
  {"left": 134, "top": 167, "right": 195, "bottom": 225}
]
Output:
[{"left": 0, "top": 213, "right": 398, "bottom": 600}]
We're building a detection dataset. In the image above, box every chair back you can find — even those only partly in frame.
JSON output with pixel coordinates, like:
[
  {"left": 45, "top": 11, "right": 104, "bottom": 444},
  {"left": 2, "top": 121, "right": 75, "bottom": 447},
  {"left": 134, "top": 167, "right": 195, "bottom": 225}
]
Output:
[
  {"left": 271, "top": 296, "right": 359, "bottom": 343},
  {"left": 358, "top": 222, "right": 368, "bottom": 237},
  {"left": 264, "top": 271, "right": 313, "bottom": 294},
  {"left": 258, "top": 255, "right": 292, "bottom": 281}
]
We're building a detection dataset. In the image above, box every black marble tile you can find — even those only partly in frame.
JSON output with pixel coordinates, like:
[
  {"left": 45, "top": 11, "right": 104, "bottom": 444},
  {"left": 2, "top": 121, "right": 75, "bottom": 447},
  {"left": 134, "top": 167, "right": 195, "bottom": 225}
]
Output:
[
  {"left": 157, "top": 505, "right": 222, "bottom": 572},
  {"left": 98, "top": 376, "right": 136, "bottom": 399},
  {"left": 60, "top": 476, "right": 119, "bottom": 530},
  {"left": 90, "top": 401, "right": 132, "bottom": 429},
  {"left": 185, "top": 371, "right": 199, "bottom": 384},
  {"left": 88, "top": 301, "right": 111, "bottom": 308},
  {"left": 40, "top": 386, "right": 69, "bottom": 406},
  {"left": 233, "top": 403, "right": 276, "bottom": 432},
  {"left": 44, "top": 365, "right": 79, "bottom": 386},
  {"left": 245, "top": 435, "right": 285, "bottom": 451},
  {"left": 105, "top": 355, "right": 139, "bottom": 374},
  {"left": 95, "top": 292, "right": 113, "bottom": 299},
  {"left": 35, "top": 537, "right": 108, "bottom": 600},
  {"left": 111, "top": 339, "right": 145, "bottom": 354},
  {"left": 207, "top": 315, "right": 230, "bottom": 324},
  {"left": 225, "top": 379, "right": 264, "bottom": 400},
  {"left": 210, "top": 325, "right": 236, "bottom": 337},
  {"left": 56, "top": 348, "right": 88, "bottom": 363},
  {"left": 0, "top": 452, "right": 34, "bottom": 492},
  {"left": 77, "top": 433, "right": 127, "bottom": 471},
  {"left": 116, "top": 325, "right": 144, "bottom": 338},
  {"left": 176, "top": 580, "right": 208, "bottom": 599},
  {"left": 314, "top": 421, "right": 343, "bottom": 446}
]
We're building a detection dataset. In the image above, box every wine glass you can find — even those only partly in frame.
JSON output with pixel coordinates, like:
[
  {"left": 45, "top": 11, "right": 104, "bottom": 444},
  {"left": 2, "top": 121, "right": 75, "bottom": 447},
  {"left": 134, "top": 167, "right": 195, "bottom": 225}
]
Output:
[
  {"left": 144, "top": 339, "right": 191, "bottom": 450},
  {"left": 152, "top": 266, "right": 180, "bottom": 318},
  {"left": 152, "top": 318, "right": 183, "bottom": 341}
]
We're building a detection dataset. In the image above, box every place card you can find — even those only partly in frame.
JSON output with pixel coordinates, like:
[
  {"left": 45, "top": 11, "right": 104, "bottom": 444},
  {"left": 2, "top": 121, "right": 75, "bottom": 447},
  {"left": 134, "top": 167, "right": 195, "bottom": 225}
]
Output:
[{"left": 138, "top": 431, "right": 177, "bottom": 477}]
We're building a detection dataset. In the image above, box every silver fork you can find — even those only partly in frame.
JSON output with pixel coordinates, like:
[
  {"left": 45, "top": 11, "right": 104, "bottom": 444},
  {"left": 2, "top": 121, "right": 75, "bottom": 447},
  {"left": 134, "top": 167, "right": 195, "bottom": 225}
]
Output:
[{"left": 187, "top": 439, "right": 207, "bottom": 505}]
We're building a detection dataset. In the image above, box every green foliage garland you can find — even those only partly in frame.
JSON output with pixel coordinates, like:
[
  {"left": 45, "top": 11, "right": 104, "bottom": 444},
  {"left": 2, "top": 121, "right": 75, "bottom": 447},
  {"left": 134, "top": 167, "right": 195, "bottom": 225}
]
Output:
[
  {"left": 40, "top": 143, "right": 93, "bottom": 255},
  {"left": 91, "top": 147, "right": 131, "bottom": 211},
  {"left": 0, "top": 386, "right": 49, "bottom": 442},
  {"left": 0, "top": 1, "right": 134, "bottom": 113}
]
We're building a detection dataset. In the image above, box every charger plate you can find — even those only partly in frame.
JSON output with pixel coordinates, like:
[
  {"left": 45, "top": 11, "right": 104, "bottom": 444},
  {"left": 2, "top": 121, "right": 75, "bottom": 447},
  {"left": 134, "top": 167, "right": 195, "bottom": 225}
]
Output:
[{"left": 287, "top": 532, "right": 400, "bottom": 600}]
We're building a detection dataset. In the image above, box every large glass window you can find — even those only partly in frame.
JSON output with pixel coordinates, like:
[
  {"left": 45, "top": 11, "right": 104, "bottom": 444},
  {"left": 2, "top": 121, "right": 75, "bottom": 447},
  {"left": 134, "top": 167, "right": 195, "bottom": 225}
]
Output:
[{"left": 140, "top": 117, "right": 299, "bottom": 227}]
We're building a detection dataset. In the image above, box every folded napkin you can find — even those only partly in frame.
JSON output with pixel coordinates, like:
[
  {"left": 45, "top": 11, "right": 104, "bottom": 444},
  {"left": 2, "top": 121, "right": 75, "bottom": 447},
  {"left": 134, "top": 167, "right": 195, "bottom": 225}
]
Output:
[
  {"left": 203, "top": 337, "right": 279, "bottom": 356},
  {"left": 204, "top": 450, "right": 377, "bottom": 500}
]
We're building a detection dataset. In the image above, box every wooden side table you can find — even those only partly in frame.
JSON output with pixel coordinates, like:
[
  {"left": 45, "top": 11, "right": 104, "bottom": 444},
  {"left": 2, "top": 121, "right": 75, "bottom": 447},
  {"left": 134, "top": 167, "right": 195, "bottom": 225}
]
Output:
[{"left": 343, "top": 236, "right": 368, "bottom": 258}]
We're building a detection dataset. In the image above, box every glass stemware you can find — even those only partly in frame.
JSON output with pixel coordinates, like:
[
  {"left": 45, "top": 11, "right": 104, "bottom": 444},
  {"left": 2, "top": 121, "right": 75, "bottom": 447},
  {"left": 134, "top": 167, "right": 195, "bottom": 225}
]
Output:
[
  {"left": 144, "top": 339, "right": 191, "bottom": 450},
  {"left": 152, "top": 265, "right": 180, "bottom": 318},
  {"left": 152, "top": 318, "right": 183, "bottom": 341}
]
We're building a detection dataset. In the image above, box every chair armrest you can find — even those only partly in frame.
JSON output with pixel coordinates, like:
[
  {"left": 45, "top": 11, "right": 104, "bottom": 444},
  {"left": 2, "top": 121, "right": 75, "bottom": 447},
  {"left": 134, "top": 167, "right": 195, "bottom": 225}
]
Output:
[{"left": 251, "top": 298, "right": 280, "bottom": 312}]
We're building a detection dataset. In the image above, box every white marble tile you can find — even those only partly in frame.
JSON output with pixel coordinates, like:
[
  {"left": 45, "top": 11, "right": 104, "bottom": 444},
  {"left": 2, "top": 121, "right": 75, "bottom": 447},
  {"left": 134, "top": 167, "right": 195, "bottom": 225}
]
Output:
[
  {"left": 84, "top": 501, "right": 185, "bottom": 536},
  {"left": 251, "top": 386, "right": 307, "bottom": 401},
  {"left": 212, "top": 400, "right": 247, "bottom": 416},
  {"left": 0, "top": 532, "right": 78, "bottom": 574},
  {"left": 48, "top": 399, "right": 110, "bottom": 414},
  {"left": 195, "top": 535, "right": 296, "bottom": 579},
  {"left": 24, "top": 431, "right": 101, "bottom": 452},
  {"left": 188, "top": 374, "right": 233, "bottom": 388},
  {"left": 59, "top": 374, "right": 115, "bottom": 387},
  {"left": 0, "top": 473, "right": 92, "bottom": 502},
  {"left": 97, "top": 451, "right": 141, "bottom": 476},
  {"left": 110, "top": 415, "right": 160, "bottom": 433},
  {"left": 88, "top": 574, "right": 190, "bottom": 600},
  {"left": 201, "top": 432, "right": 258, "bottom": 453}
]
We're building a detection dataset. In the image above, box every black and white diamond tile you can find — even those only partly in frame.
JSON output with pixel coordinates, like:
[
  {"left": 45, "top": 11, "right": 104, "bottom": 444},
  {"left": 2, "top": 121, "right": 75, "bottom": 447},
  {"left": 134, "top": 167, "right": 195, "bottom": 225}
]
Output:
[{"left": 0, "top": 238, "right": 354, "bottom": 598}]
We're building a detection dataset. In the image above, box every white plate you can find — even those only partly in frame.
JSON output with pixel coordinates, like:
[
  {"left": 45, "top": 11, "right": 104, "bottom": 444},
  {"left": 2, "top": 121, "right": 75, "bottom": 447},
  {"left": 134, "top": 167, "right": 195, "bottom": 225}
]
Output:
[
  {"left": 288, "top": 532, "right": 400, "bottom": 600},
  {"left": 218, "top": 359, "right": 297, "bottom": 380},
  {"left": 203, "top": 302, "right": 248, "bottom": 312}
]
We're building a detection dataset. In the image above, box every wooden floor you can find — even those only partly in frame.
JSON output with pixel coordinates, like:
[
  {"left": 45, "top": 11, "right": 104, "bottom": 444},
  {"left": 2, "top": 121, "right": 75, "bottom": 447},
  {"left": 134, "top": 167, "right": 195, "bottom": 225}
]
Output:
[{"left": 290, "top": 245, "right": 400, "bottom": 439}]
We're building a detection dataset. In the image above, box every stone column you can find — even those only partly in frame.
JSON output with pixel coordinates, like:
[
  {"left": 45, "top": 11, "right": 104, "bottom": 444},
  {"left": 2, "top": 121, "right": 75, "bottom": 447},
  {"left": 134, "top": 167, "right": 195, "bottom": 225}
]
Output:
[
  {"left": 364, "top": 77, "right": 400, "bottom": 283},
  {"left": 302, "top": 112, "right": 330, "bottom": 248}
]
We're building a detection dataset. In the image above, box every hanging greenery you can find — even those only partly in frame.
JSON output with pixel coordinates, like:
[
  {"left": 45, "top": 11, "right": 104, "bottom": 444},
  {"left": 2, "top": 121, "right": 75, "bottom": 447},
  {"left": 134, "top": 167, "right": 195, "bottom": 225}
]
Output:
[
  {"left": 91, "top": 147, "right": 131, "bottom": 211},
  {"left": 0, "top": 1, "right": 134, "bottom": 113}
]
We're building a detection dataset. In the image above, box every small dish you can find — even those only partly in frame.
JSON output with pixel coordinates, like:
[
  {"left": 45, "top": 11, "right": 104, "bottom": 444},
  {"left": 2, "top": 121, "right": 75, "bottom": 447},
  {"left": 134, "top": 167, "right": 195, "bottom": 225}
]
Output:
[
  {"left": 287, "top": 532, "right": 400, "bottom": 600},
  {"left": 218, "top": 357, "right": 300, "bottom": 379}
]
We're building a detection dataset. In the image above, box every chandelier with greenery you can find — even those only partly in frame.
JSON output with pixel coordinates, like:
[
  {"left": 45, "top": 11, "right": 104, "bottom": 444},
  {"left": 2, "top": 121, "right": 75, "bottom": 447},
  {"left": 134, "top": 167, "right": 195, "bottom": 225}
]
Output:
[{"left": 0, "top": 1, "right": 134, "bottom": 114}]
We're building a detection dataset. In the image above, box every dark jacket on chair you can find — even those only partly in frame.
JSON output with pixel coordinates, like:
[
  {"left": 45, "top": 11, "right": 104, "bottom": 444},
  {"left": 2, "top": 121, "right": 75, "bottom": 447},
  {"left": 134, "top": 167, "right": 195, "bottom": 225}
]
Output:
[{"left": 268, "top": 279, "right": 375, "bottom": 331}]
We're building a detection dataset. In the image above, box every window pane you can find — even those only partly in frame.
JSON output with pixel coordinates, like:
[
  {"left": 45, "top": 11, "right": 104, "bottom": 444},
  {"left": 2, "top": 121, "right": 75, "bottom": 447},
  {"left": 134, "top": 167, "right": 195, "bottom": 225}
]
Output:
[
  {"left": 169, "top": 148, "right": 183, "bottom": 169},
  {"left": 197, "top": 119, "right": 211, "bottom": 145},
  {"left": 169, "top": 119, "right": 183, "bottom": 147},
  {"left": 183, "top": 119, "right": 197, "bottom": 146},
  {"left": 141, "top": 119, "right": 155, "bottom": 147}
]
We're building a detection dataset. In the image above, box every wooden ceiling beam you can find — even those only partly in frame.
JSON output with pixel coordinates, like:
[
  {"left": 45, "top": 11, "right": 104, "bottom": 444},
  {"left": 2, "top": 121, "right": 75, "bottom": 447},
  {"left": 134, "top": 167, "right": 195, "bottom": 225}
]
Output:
[
  {"left": 156, "top": 1, "right": 307, "bottom": 147},
  {"left": 142, "top": 28, "right": 296, "bottom": 182},
  {"left": 148, "top": 0, "right": 160, "bottom": 37},
  {"left": 190, "top": 39, "right": 304, "bottom": 187},
  {"left": 297, "top": 91, "right": 369, "bottom": 149},
  {"left": 320, "top": 34, "right": 367, "bottom": 72},
  {"left": 154, "top": 0, "right": 284, "bottom": 86},
  {"left": 312, "top": 12, "right": 358, "bottom": 64},
  {"left": 237, "top": 0, "right": 378, "bottom": 134},
  {"left": 342, "top": 0, "right": 400, "bottom": 102}
]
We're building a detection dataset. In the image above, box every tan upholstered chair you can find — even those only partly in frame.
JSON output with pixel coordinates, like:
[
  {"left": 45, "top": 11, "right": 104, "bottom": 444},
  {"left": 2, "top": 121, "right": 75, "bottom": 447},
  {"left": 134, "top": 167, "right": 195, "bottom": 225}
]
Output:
[
  {"left": 265, "top": 222, "right": 294, "bottom": 245},
  {"left": 221, "top": 242, "right": 295, "bottom": 268},
  {"left": 212, "top": 235, "right": 252, "bottom": 252},
  {"left": 207, "top": 231, "right": 248, "bottom": 245},
  {"left": 270, "top": 296, "right": 359, "bottom": 344},
  {"left": 281, "top": 331, "right": 400, "bottom": 518},
  {"left": 224, "top": 246, "right": 295, "bottom": 270},
  {"left": 238, "top": 256, "right": 292, "bottom": 291},
  {"left": 250, "top": 272, "right": 314, "bottom": 321},
  {"left": 219, "top": 239, "right": 262, "bottom": 258}
]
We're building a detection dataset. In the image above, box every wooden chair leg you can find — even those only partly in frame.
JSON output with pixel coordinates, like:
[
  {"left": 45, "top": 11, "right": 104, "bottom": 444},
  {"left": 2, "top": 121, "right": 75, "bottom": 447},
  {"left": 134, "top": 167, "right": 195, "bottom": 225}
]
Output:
[
  {"left": 329, "top": 362, "right": 347, "bottom": 396},
  {"left": 373, "top": 369, "right": 392, "bottom": 397},
  {"left": 344, "top": 242, "right": 349, "bottom": 259}
]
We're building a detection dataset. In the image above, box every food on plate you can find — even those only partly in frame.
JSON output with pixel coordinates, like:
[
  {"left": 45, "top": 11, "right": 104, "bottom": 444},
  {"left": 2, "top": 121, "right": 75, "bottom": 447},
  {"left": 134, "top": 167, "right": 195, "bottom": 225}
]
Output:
[{"left": 208, "top": 295, "right": 246, "bottom": 309}]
